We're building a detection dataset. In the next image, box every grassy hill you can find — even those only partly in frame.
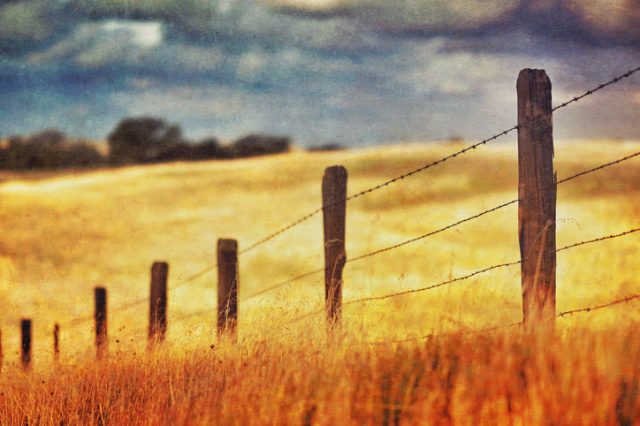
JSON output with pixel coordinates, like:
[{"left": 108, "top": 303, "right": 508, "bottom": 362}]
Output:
[{"left": 0, "top": 139, "right": 639, "bottom": 423}]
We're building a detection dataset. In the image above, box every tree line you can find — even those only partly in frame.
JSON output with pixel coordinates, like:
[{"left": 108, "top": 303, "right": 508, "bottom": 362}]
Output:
[{"left": 0, "top": 117, "right": 293, "bottom": 170}]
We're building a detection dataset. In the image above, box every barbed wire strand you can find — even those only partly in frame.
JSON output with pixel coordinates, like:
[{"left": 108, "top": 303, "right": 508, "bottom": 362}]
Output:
[
  {"left": 551, "top": 66, "right": 640, "bottom": 112},
  {"left": 64, "top": 264, "right": 218, "bottom": 328},
  {"left": 347, "top": 227, "right": 640, "bottom": 306},
  {"left": 164, "top": 266, "right": 325, "bottom": 323},
  {"left": 286, "top": 227, "right": 640, "bottom": 324},
  {"left": 238, "top": 126, "right": 517, "bottom": 255},
  {"left": 239, "top": 65, "right": 640, "bottom": 255},
  {"left": 373, "top": 292, "right": 640, "bottom": 345},
  {"left": 244, "top": 149, "right": 640, "bottom": 302},
  {"left": 242, "top": 267, "right": 325, "bottom": 302},
  {"left": 347, "top": 150, "right": 640, "bottom": 265},
  {"left": 557, "top": 294, "right": 640, "bottom": 317}
]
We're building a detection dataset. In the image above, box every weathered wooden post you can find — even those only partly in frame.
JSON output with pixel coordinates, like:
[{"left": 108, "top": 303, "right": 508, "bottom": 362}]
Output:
[
  {"left": 149, "top": 261, "right": 169, "bottom": 344},
  {"left": 21, "top": 319, "right": 32, "bottom": 370},
  {"left": 94, "top": 287, "right": 108, "bottom": 359},
  {"left": 53, "top": 323, "right": 60, "bottom": 364},
  {"left": 217, "top": 239, "right": 238, "bottom": 336},
  {"left": 322, "top": 166, "right": 347, "bottom": 328},
  {"left": 517, "top": 69, "right": 556, "bottom": 327}
]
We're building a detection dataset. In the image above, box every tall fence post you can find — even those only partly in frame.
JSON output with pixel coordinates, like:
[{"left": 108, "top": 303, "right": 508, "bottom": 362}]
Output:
[
  {"left": 53, "top": 323, "right": 60, "bottom": 364},
  {"left": 322, "top": 166, "right": 348, "bottom": 328},
  {"left": 149, "top": 261, "right": 169, "bottom": 345},
  {"left": 517, "top": 68, "right": 557, "bottom": 327},
  {"left": 94, "top": 287, "right": 108, "bottom": 359},
  {"left": 21, "top": 319, "right": 32, "bottom": 371},
  {"left": 217, "top": 239, "right": 238, "bottom": 336}
]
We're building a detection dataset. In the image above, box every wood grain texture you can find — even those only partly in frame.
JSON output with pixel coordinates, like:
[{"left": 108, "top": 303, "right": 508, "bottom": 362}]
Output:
[{"left": 517, "top": 69, "right": 557, "bottom": 326}]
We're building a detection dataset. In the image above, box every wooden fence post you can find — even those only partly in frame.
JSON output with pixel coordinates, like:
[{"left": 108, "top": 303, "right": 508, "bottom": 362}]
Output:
[
  {"left": 0, "top": 329, "right": 3, "bottom": 374},
  {"left": 149, "top": 262, "right": 169, "bottom": 344},
  {"left": 94, "top": 287, "right": 108, "bottom": 359},
  {"left": 517, "top": 68, "right": 557, "bottom": 327},
  {"left": 217, "top": 239, "right": 238, "bottom": 336},
  {"left": 53, "top": 323, "right": 60, "bottom": 364},
  {"left": 21, "top": 319, "right": 32, "bottom": 370},
  {"left": 322, "top": 166, "right": 347, "bottom": 328}
]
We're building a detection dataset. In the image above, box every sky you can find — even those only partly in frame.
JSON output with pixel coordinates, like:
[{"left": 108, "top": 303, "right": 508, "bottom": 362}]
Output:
[{"left": 0, "top": 0, "right": 639, "bottom": 147}]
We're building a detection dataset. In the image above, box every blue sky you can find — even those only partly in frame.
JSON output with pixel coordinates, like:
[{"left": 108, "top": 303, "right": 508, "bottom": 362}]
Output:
[{"left": 1, "top": 0, "right": 639, "bottom": 146}]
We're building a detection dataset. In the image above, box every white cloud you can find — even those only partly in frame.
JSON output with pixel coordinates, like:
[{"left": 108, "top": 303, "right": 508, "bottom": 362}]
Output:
[
  {"left": 27, "top": 20, "right": 165, "bottom": 68},
  {"left": 101, "top": 20, "right": 163, "bottom": 48}
]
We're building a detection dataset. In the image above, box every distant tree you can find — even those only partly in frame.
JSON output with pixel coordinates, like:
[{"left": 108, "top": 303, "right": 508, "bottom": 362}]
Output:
[
  {"left": 229, "top": 134, "right": 291, "bottom": 158},
  {"left": 29, "top": 129, "right": 66, "bottom": 147},
  {"left": 5, "top": 130, "right": 65, "bottom": 169},
  {"left": 153, "top": 142, "right": 193, "bottom": 162},
  {"left": 191, "top": 138, "right": 221, "bottom": 160},
  {"left": 62, "top": 140, "right": 106, "bottom": 168},
  {"left": 307, "top": 143, "right": 345, "bottom": 152},
  {"left": 0, "top": 130, "right": 105, "bottom": 170},
  {"left": 107, "top": 117, "right": 185, "bottom": 164}
]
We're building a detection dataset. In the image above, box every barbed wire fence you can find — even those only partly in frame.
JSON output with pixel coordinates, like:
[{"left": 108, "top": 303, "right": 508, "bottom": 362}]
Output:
[{"left": 3, "top": 65, "right": 640, "bottom": 367}]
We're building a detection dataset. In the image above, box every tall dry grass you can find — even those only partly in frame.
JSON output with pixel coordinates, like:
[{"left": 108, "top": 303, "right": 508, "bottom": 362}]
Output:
[{"left": 0, "top": 139, "right": 639, "bottom": 424}]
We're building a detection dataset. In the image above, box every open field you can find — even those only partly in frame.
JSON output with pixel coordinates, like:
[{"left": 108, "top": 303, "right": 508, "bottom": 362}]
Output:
[{"left": 0, "top": 139, "right": 639, "bottom": 424}]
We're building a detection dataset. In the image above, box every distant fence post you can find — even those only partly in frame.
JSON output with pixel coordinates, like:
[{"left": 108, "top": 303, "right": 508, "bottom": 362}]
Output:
[
  {"left": 21, "top": 319, "right": 32, "bottom": 371},
  {"left": 53, "top": 323, "right": 60, "bottom": 364},
  {"left": 217, "top": 239, "right": 238, "bottom": 336},
  {"left": 94, "top": 287, "right": 108, "bottom": 359},
  {"left": 322, "top": 166, "right": 348, "bottom": 328},
  {"left": 0, "top": 329, "right": 3, "bottom": 374},
  {"left": 149, "top": 262, "right": 169, "bottom": 345},
  {"left": 517, "top": 68, "right": 556, "bottom": 327}
]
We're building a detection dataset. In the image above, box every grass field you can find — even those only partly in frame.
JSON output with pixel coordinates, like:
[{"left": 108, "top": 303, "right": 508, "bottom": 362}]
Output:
[{"left": 0, "top": 139, "right": 639, "bottom": 424}]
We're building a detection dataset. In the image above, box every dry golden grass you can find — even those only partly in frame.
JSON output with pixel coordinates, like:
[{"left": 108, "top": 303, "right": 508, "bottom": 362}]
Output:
[{"left": 0, "top": 139, "right": 639, "bottom": 424}]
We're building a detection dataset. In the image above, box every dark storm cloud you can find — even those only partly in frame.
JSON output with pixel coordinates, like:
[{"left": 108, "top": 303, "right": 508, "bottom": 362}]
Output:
[
  {"left": 2, "top": 0, "right": 638, "bottom": 65},
  {"left": 0, "top": 0, "right": 639, "bottom": 144},
  {"left": 0, "top": 1, "right": 71, "bottom": 56},
  {"left": 265, "top": 0, "right": 640, "bottom": 48}
]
